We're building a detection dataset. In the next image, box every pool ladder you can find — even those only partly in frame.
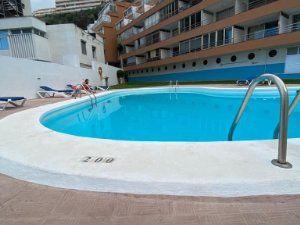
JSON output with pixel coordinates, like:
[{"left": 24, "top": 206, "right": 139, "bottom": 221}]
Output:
[
  {"left": 80, "top": 84, "right": 97, "bottom": 107},
  {"left": 169, "top": 80, "right": 179, "bottom": 92},
  {"left": 228, "top": 74, "right": 294, "bottom": 169}
]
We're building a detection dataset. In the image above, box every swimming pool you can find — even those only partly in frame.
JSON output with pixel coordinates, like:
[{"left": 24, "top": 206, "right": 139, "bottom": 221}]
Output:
[{"left": 40, "top": 87, "right": 300, "bottom": 142}]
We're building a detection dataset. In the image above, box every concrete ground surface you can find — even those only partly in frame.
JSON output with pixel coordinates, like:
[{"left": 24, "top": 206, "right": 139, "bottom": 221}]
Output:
[{"left": 0, "top": 94, "right": 300, "bottom": 225}]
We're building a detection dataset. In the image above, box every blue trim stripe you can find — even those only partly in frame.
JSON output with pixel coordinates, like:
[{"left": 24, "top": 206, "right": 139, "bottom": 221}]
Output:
[{"left": 128, "top": 63, "right": 300, "bottom": 82}]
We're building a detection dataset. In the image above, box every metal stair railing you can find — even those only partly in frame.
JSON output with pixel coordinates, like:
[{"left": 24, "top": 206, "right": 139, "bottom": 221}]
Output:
[
  {"left": 228, "top": 74, "right": 292, "bottom": 169},
  {"left": 79, "top": 84, "right": 97, "bottom": 107},
  {"left": 273, "top": 89, "right": 300, "bottom": 139}
]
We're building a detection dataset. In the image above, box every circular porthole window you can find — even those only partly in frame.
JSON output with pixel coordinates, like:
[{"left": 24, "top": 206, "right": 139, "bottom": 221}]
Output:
[
  {"left": 269, "top": 50, "right": 277, "bottom": 58},
  {"left": 248, "top": 53, "right": 255, "bottom": 60},
  {"left": 216, "top": 58, "right": 221, "bottom": 64},
  {"left": 203, "top": 60, "right": 208, "bottom": 65},
  {"left": 182, "top": 63, "right": 186, "bottom": 68},
  {"left": 192, "top": 62, "right": 196, "bottom": 67},
  {"left": 231, "top": 55, "right": 237, "bottom": 62}
]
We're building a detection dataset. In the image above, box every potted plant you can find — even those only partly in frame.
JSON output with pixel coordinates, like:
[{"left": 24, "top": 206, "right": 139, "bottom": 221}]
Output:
[{"left": 117, "top": 70, "right": 128, "bottom": 84}]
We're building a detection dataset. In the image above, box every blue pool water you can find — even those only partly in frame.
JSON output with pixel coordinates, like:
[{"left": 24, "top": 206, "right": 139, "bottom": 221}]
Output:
[{"left": 40, "top": 88, "right": 300, "bottom": 142}]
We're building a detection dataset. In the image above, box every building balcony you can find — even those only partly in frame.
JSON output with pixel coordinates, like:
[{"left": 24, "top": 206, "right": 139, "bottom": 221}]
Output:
[
  {"left": 119, "top": 0, "right": 283, "bottom": 47},
  {"left": 0, "top": 33, "right": 51, "bottom": 61},
  {"left": 122, "top": 22, "right": 300, "bottom": 70},
  {"left": 248, "top": 0, "right": 277, "bottom": 10},
  {"left": 119, "top": 0, "right": 300, "bottom": 60}
]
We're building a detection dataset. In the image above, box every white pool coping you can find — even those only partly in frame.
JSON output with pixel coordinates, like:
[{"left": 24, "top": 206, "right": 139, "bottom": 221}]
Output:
[{"left": 1, "top": 87, "right": 300, "bottom": 197}]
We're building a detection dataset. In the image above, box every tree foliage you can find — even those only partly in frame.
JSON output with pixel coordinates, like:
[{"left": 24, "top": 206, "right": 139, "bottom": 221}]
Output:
[{"left": 39, "top": 5, "right": 104, "bottom": 30}]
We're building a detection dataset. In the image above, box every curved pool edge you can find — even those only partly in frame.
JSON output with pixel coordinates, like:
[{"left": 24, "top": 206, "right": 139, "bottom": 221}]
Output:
[{"left": 1, "top": 87, "right": 300, "bottom": 197}]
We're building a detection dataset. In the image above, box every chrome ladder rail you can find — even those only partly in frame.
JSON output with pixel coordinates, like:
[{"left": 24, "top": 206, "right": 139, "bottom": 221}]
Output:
[
  {"left": 80, "top": 84, "right": 97, "bottom": 107},
  {"left": 228, "top": 74, "right": 292, "bottom": 168},
  {"left": 273, "top": 89, "right": 300, "bottom": 138}
]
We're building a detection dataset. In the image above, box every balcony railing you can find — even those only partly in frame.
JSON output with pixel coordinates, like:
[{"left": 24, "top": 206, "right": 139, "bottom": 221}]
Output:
[
  {"left": 248, "top": 0, "right": 277, "bottom": 10},
  {"left": 0, "top": 33, "right": 36, "bottom": 59},
  {"left": 123, "top": 22, "right": 300, "bottom": 67},
  {"left": 120, "top": 0, "right": 279, "bottom": 45},
  {"left": 146, "top": 56, "right": 161, "bottom": 62}
]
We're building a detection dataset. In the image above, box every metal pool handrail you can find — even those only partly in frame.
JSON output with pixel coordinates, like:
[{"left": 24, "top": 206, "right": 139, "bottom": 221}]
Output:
[
  {"left": 79, "top": 84, "right": 97, "bottom": 107},
  {"left": 273, "top": 89, "right": 300, "bottom": 139},
  {"left": 228, "top": 74, "right": 292, "bottom": 168}
]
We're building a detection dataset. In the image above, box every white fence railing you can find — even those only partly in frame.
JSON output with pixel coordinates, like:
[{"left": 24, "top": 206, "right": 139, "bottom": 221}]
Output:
[
  {"left": 0, "top": 33, "right": 36, "bottom": 59},
  {"left": 9, "top": 33, "right": 35, "bottom": 59}
]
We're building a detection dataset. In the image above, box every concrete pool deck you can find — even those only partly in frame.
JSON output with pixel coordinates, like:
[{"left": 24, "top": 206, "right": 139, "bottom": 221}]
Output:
[
  {"left": 0, "top": 91, "right": 300, "bottom": 225},
  {"left": 0, "top": 87, "right": 300, "bottom": 197}
]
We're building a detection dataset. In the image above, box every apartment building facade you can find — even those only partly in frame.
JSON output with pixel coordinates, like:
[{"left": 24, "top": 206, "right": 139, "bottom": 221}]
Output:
[
  {"left": 55, "top": 0, "right": 105, "bottom": 13},
  {"left": 34, "top": 0, "right": 106, "bottom": 16},
  {"left": 89, "top": 0, "right": 132, "bottom": 67},
  {"left": 117, "top": 0, "right": 300, "bottom": 82}
]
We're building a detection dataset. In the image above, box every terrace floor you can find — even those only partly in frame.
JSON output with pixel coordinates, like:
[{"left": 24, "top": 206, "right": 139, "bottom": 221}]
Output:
[{"left": 1, "top": 94, "right": 300, "bottom": 225}]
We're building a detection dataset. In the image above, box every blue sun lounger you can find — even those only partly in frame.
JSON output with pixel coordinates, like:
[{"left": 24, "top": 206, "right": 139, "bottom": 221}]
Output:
[
  {"left": 0, "top": 97, "right": 26, "bottom": 110},
  {"left": 37, "top": 86, "right": 74, "bottom": 98}
]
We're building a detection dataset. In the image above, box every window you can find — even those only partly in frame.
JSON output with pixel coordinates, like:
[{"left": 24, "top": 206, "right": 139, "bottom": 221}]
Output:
[
  {"left": 269, "top": 49, "right": 277, "bottom": 57},
  {"left": 209, "top": 32, "right": 216, "bottom": 47},
  {"left": 180, "top": 17, "right": 190, "bottom": 32},
  {"left": 158, "top": 67, "right": 160, "bottom": 71},
  {"left": 179, "top": 40, "right": 190, "bottom": 54},
  {"left": 224, "top": 27, "right": 232, "bottom": 44},
  {"left": 203, "top": 34, "right": 209, "bottom": 49},
  {"left": 0, "top": 30, "right": 9, "bottom": 50},
  {"left": 192, "top": 62, "right": 196, "bottom": 67},
  {"left": 182, "top": 63, "right": 185, "bottom": 68},
  {"left": 216, "top": 7, "right": 234, "bottom": 21},
  {"left": 231, "top": 55, "right": 237, "bottom": 62},
  {"left": 145, "top": 31, "right": 160, "bottom": 46},
  {"left": 217, "top": 29, "right": 224, "bottom": 46},
  {"left": 248, "top": 53, "right": 256, "bottom": 60},
  {"left": 292, "top": 14, "right": 300, "bottom": 31},
  {"left": 264, "top": 21, "right": 278, "bottom": 37},
  {"left": 81, "top": 40, "right": 87, "bottom": 55},
  {"left": 191, "top": 12, "right": 201, "bottom": 29},
  {"left": 159, "top": 1, "right": 178, "bottom": 20},
  {"left": 92, "top": 46, "right": 96, "bottom": 59},
  {"left": 203, "top": 60, "right": 208, "bottom": 65},
  {"left": 165, "top": 66, "right": 168, "bottom": 70},
  {"left": 33, "top": 29, "right": 45, "bottom": 37},
  {"left": 216, "top": 58, "right": 221, "bottom": 64},
  {"left": 287, "top": 47, "right": 299, "bottom": 55},
  {"left": 146, "top": 69, "right": 149, "bottom": 72},
  {"left": 22, "top": 28, "right": 32, "bottom": 34},
  {"left": 190, "top": 36, "right": 201, "bottom": 51},
  {"left": 173, "top": 65, "right": 176, "bottom": 69},
  {"left": 11, "top": 30, "right": 21, "bottom": 34}
]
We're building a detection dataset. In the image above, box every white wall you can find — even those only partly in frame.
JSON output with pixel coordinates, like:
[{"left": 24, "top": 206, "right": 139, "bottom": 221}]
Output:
[
  {"left": 0, "top": 56, "right": 120, "bottom": 99},
  {"left": 47, "top": 24, "right": 105, "bottom": 68},
  {"left": 0, "top": 17, "right": 47, "bottom": 32}
]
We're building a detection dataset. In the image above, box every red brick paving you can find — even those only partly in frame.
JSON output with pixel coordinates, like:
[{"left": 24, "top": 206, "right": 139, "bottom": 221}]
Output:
[{"left": 1, "top": 97, "right": 300, "bottom": 225}]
